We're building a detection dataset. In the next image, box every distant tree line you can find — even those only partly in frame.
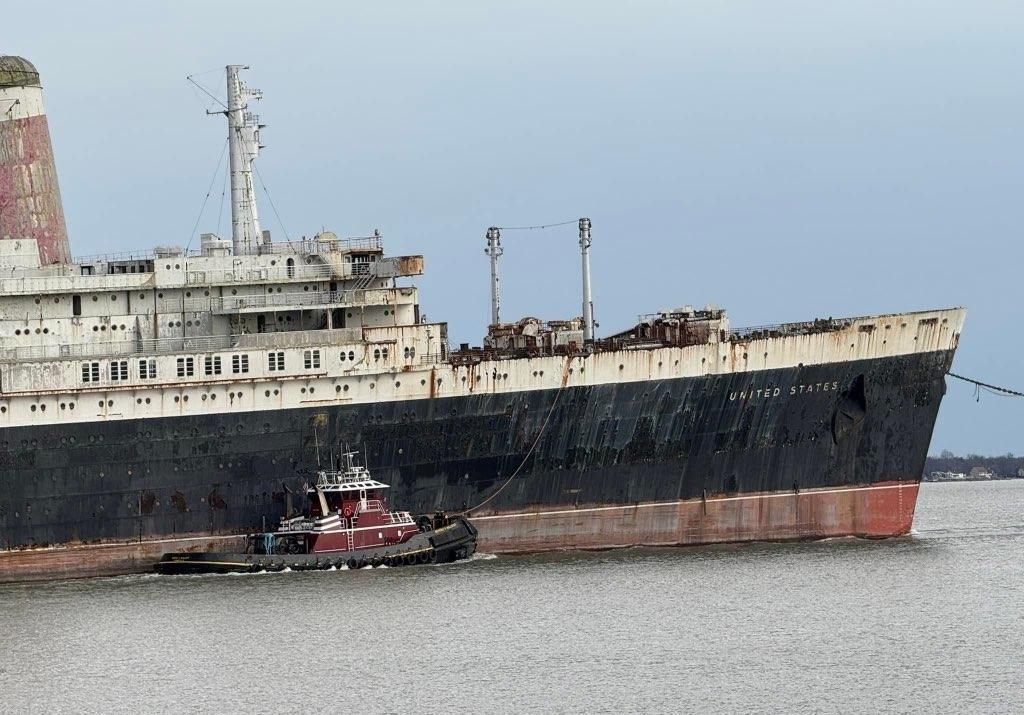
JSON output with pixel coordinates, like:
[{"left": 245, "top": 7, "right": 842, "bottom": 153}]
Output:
[{"left": 925, "top": 451, "right": 1024, "bottom": 479}]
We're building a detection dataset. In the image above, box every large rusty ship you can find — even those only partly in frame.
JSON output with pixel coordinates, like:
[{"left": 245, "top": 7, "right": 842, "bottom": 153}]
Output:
[{"left": 0, "top": 59, "right": 964, "bottom": 582}]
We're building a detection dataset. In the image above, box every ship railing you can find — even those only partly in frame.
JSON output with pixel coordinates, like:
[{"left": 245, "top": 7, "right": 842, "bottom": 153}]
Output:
[
  {"left": 383, "top": 512, "right": 416, "bottom": 526},
  {"left": 73, "top": 248, "right": 199, "bottom": 264},
  {"left": 356, "top": 499, "right": 386, "bottom": 514},
  {"left": 206, "top": 288, "right": 387, "bottom": 313},
  {"left": 232, "top": 235, "right": 383, "bottom": 256},
  {"left": 185, "top": 262, "right": 338, "bottom": 285},
  {"left": 278, "top": 518, "right": 316, "bottom": 533},
  {"left": 315, "top": 468, "right": 375, "bottom": 488},
  {"left": 0, "top": 327, "right": 364, "bottom": 362},
  {"left": 729, "top": 317, "right": 854, "bottom": 341}
]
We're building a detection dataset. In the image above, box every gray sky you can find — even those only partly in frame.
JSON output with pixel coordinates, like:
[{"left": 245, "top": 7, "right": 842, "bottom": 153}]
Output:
[{"left": 6, "top": 1, "right": 1023, "bottom": 454}]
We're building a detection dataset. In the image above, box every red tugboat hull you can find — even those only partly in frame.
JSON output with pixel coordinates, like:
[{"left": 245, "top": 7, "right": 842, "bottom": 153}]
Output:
[{"left": 155, "top": 515, "right": 477, "bottom": 575}]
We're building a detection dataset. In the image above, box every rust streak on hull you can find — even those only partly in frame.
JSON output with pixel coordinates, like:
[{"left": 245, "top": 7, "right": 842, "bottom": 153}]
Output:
[{"left": 472, "top": 480, "right": 919, "bottom": 553}]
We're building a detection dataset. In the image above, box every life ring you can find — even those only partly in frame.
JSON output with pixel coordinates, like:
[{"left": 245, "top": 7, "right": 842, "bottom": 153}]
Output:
[{"left": 343, "top": 505, "right": 354, "bottom": 518}]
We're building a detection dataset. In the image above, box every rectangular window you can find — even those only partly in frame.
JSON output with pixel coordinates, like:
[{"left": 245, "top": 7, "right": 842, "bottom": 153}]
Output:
[
  {"left": 139, "top": 358, "right": 157, "bottom": 380},
  {"left": 109, "top": 360, "right": 129, "bottom": 381},
  {"left": 232, "top": 354, "right": 249, "bottom": 374},
  {"left": 176, "top": 356, "right": 195, "bottom": 378},
  {"left": 303, "top": 349, "right": 320, "bottom": 369},
  {"left": 204, "top": 355, "right": 222, "bottom": 376},
  {"left": 268, "top": 351, "right": 285, "bottom": 371},
  {"left": 81, "top": 361, "right": 100, "bottom": 383}
]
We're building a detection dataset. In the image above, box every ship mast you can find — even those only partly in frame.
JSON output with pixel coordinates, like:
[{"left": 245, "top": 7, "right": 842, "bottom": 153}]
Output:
[
  {"left": 225, "top": 65, "right": 263, "bottom": 255},
  {"left": 579, "top": 217, "right": 594, "bottom": 343},
  {"left": 485, "top": 226, "right": 503, "bottom": 325}
]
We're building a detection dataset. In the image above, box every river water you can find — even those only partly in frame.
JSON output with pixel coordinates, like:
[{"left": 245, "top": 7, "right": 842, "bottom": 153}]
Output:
[{"left": 1, "top": 481, "right": 1021, "bottom": 714}]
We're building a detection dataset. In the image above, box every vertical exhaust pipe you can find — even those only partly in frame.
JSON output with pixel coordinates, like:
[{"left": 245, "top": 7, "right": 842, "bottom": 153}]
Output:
[{"left": 579, "top": 217, "right": 594, "bottom": 343}]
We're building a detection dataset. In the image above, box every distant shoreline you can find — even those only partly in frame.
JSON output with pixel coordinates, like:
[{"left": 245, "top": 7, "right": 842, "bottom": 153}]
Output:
[
  {"left": 924, "top": 455, "right": 1024, "bottom": 482},
  {"left": 922, "top": 474, "right": 1024, "bottom": 483}
]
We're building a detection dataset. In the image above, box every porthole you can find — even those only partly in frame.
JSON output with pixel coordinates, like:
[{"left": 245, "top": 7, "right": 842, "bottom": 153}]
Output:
[
  {"left": 336, "top": 385, "right": 342, "bottom": 392},
  {"left": 92, "top": 296, "right": 98, "bottom": 302},
  {"left": 30, "top": 405, "right": 36, "bottom": 412},
  {"left": 343, "top": 384, "right": 349, "bottom": 392},
  {"left": 273, "top": 389, "right": 279, "bottom": 396},
  {"left": 395, "top": 381, "right": 401, "bottom": 388},
  {"left": 183, "top": 395, "right": 189, "bottom": 402},
  {"left": 107, "top": 400, "right": 113, "bottom": 407},
  {"left": 369, "top": 383, "right": 375, "bottom": 390},
  {"left": 111, "top": 295, "right": 117, "bottom": 301},
  {"left": 145, "top": 398, "right": 151, "bottom": 404},
  {"left": 265, "top": 390, "right": 271, "bottom": 397}
]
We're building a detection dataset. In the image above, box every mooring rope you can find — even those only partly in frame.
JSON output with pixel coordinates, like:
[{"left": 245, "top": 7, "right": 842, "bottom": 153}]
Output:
[
  {"left": 461, "top": 358, "right": 574, "bottom": 516},
  {"left": 947, "top": 372, "right": 1024, "bottom": 398}
]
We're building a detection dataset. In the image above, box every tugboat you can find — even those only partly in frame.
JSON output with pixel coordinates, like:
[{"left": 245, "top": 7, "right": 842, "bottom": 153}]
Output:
[{"left": 155, "top": 453, "right": 477, "bottom": 574}]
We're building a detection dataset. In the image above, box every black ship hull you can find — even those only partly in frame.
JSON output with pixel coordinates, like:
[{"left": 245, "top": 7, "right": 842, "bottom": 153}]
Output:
[{"left": 0, "top": 348, "right": 953, "bottom": 579}]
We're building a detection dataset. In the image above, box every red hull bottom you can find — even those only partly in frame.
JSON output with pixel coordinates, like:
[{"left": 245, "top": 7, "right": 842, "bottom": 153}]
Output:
[
  {"left": 472, "top": 480, "right": 920, "bottom": 553},
  {"left": 0, "top": 481, "right": 918, "bottom": 583}
]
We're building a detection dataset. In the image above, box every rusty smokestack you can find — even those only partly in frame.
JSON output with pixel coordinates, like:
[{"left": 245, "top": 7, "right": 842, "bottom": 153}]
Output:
[
  {"left": 579, "top": 217, "right": 594, "bottom": 343},
  {"left": 0, "top": 56, "right": 71, "bottom": 265}
]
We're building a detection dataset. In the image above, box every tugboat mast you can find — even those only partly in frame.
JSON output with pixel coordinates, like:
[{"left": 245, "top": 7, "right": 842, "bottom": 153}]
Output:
[{"left": 225, "top": 64, "right": 263, "bottom": 255}]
